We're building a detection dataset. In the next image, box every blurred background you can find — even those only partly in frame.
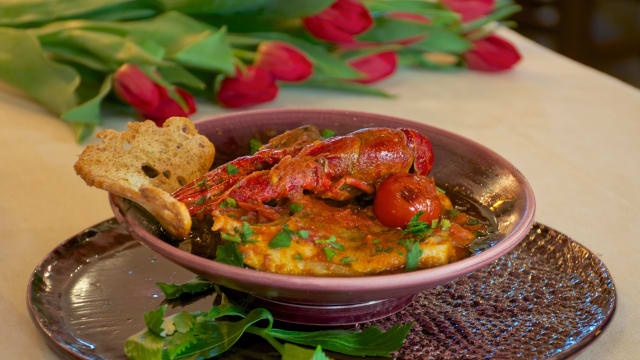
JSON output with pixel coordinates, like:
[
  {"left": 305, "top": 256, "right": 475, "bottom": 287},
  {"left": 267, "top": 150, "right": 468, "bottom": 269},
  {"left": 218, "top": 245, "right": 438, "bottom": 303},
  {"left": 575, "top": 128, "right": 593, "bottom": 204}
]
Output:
[{"left": 514, "top": 0, "right": 640, "bottom": 88}]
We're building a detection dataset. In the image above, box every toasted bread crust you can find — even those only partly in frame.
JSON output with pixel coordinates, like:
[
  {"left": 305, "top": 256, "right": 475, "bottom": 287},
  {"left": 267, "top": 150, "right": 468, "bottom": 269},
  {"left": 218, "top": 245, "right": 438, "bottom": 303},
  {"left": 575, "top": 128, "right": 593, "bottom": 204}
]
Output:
[{"left": 74, "top": 117, "right": 214, "bottom": 238}]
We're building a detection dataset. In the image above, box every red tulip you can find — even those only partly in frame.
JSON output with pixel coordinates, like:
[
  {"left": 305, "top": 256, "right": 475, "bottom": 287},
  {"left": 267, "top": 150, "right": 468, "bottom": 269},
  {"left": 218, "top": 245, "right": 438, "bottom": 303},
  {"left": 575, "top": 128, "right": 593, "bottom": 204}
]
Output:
[
  {"left": 255, "top": 41, "right": 313, "bottom": 82},
  {"left": 113, "top": 64, "right": 196, "bottom": 126},
  {"left": 303, "top": 0, "right": 373, "bottom": 43},
  {"left": 463, "top": 34, "right": 521, "bottom": 72},
  {"left": 348, "top": 51, "right": 398, "bottom": 84},
  {"left": 113, "top": 63, "right": 161, "bottom": 112},
  {"left": 217, "top": 66, "right": 279, "bottom": 108},
  {"left": 441, "top": 0, "right": 494, "bottom": 23},
  {"left": 140, "top": 87, "right": 197, "bottom": 126}
]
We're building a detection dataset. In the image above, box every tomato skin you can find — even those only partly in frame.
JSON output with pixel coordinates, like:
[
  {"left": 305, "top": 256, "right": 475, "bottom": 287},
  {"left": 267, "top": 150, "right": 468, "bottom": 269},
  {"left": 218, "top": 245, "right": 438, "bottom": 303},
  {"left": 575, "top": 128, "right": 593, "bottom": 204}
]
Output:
[{"left": 373, "top": 173, "right": 442, "bottom": 228}]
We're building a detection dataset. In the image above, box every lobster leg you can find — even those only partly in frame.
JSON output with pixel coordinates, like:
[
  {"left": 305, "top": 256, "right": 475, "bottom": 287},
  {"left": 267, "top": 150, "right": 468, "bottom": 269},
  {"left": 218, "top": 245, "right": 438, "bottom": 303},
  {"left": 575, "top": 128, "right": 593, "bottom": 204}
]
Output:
[{"left": 322, "top": 176, "right": 375, "bottom": 201}]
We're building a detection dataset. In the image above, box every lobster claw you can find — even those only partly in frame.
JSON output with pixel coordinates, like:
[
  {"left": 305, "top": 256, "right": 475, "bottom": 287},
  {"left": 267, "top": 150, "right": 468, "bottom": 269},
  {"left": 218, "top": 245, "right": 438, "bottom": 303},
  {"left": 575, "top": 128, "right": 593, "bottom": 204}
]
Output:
[{"left": 400, "top": 128, "right": 434, "bottom": 176}]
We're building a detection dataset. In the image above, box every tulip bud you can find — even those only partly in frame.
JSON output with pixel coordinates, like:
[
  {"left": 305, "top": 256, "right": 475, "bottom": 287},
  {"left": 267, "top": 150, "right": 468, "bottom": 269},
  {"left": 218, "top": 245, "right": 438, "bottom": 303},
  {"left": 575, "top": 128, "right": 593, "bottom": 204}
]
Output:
[
  {"left": 303, "top": 0, "right": 373, "bottom": 43},
  {"left": 441, "top": 0, "right": 494, "bottom": 23},
  {"left": 464, "top": 34, "right": 521, "bottom": 72},
  {"left": 255, "top": 41, "right": 313, "bottom": 82},
  {"left": 217, "top": 66, "right": 279, "bottom": 108},
  {"left": 348, "top": 51, "right": 398, "bottom": 84},
  {"left": 141, "top": 87, "right": 197, "bottom": 126},
  {"left": 113, "top": 64, "right": 161, "bottom": 112}
]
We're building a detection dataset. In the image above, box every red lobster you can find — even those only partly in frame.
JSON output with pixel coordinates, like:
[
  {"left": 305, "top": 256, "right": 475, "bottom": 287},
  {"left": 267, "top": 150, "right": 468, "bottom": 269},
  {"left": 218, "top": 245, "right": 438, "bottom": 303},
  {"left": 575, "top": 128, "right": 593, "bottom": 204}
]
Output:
[{"left": 174, "top": 127, "right": 433, "bottom": 216}]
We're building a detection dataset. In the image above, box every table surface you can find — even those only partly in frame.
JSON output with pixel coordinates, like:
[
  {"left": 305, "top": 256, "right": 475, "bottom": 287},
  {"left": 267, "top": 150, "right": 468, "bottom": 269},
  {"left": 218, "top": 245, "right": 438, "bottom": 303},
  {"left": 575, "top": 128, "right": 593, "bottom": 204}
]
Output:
[{"left": 0, "top": 30, "right": 638, "bottom": 359}]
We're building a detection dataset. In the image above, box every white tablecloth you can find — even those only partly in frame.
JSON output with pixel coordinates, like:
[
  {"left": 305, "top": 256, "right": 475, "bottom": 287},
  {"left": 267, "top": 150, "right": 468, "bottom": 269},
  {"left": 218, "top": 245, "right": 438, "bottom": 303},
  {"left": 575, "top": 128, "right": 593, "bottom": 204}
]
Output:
[{"left": 1, "top": 30, "right": 638, "bottom": 359}]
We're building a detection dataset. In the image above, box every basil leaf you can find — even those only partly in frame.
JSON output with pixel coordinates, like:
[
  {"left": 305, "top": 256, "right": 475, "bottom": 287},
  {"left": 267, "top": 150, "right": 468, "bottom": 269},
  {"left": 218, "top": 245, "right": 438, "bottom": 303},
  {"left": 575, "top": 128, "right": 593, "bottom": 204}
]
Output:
[
  {"left": 156, "top": 276, "right": 215, "bottom": 300},
  {"left": 269, "top": 231, "right": 292, "bottom": 248},
  {"left": 216, "top": 242, "right": 244, "bottom": 267},
  {"left": 172, "top": 308, "right": 273, "bottom": 359},
  {"left": 268, "top": 323, "right": 413, "bottom": 357}
]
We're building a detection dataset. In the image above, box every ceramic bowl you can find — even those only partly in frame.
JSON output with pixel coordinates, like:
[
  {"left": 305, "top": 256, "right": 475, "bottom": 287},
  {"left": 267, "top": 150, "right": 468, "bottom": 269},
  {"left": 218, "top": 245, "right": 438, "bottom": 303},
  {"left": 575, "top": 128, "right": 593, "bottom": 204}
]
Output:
[{"left": 110, "top": 109, "right": 535, "bottom": 321}]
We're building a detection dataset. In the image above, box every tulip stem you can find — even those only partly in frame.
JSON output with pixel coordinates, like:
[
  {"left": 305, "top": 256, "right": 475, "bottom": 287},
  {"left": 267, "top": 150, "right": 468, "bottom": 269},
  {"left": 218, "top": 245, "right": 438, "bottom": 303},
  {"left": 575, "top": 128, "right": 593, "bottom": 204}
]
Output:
[{"left": 232, "top": 49, "right": 257, "bottom": 62}]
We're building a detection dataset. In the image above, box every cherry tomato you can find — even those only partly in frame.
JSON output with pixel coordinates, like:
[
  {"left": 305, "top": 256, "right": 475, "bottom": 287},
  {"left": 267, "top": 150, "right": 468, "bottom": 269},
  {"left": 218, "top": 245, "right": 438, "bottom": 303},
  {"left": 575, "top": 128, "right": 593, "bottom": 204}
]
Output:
[{"left": 373, "top": 173, "right": 442, "bottom": 228}]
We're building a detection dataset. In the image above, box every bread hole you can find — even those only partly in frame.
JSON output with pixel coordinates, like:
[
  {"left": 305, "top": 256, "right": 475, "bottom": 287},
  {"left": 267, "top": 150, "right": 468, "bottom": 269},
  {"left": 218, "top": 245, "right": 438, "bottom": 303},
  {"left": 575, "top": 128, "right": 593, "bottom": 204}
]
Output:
[
  {"left": 122, "top": 142, "right": 132, "bottom": 151},
  {"left": 141, "top": 164, "right": 159, "bottom": 178},
  {"left": 162, "top": 170, "right": 171, "bottom": 179},
  {"left": 177, "top": 176, "right": 186, "bottom": 186}
]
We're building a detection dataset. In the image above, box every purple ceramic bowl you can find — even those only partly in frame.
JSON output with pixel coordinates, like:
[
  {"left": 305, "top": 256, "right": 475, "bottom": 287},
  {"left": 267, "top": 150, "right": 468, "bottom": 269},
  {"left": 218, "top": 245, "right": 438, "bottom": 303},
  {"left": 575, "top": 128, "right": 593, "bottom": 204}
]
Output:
[{"left": 110, "top": 109, "right": 535, "bottom": 306}]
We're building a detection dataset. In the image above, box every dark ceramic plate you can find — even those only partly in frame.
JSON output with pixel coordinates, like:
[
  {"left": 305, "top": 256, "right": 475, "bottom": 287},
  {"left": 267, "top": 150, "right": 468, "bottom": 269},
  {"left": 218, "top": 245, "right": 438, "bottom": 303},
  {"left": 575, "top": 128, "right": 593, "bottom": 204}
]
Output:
[
  {"left": 111, "top": 109, "right": 536, "bottom": 310},
  {"left": 27, "top": 219, "right": 615, "bottom": 359}
]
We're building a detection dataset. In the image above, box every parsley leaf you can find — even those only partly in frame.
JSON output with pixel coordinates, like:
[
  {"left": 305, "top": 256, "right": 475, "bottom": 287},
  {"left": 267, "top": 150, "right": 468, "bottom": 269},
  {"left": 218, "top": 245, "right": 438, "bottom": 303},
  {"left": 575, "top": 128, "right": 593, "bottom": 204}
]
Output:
[
  {"left": 340, "top": 256, "right": 357, "bottom": 264},
  {"left": 215, "top": 242, "right": 244, "bottom": 267},
  {"left": 226, "top": 163, "right": 239, "bottom": 175},
  {"left": 441, "top": 219, "right": 451, "bottom": 231},
  {"left": 405, "top": 242, "right": 422, "bottom": 272},
  {"left": 220, "top": 198, "right": 237, "bottom": 208},
  {"left": 316, "top": 235, "right": 336, "bottom": 244},
  {"left": 240, "top": 222, "right": 254, "bottom": 242},
  {"left": 156, "top": 277, "right": 214, "bottom": 300},
  {"left": 194, "top": 196, "right": 207, "bottom": 205},
  {"left": 269, "top": 230, "right": 292, "bottom": 248},
  {"left": 404, "top": 212, "right": 431, "bottom": 237},
  {"left": 143, "top": 305, "right": 166, "bottom": 337},
  {"left": 289, "top": 203, "right": 303, "bottom": 213},
  {"left": 321, "top": 129, "right": 335, "bottom": 139},
  {"left": 294, "top": 253, "right": 303, "bottom": 261},
  {"left": 323, "top": 247, "right": 337, "bottom": 261},
  {"left": 297, "top": 230, "right": 309, "bottom": 239},
  {"left": 249, "top": 138, "right": 262, "bottom": 155}
]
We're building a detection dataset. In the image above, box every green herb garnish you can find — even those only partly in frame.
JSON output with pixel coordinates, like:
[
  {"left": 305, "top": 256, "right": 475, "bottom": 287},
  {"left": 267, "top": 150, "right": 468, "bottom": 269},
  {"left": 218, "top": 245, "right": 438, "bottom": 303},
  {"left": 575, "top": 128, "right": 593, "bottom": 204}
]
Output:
[
  {"left": 221, "top": 232, "right": 241, "bottom": 243},
  {"left": 297, "top": 230, "right": 309, "bottom": 239},
  {"left": 403, "top": 212, "right": 431, "bottom": 237},
  {"left": 156, "top": 276, "right": 215, "bottom": 300},
  {"left": 431, "top": 219, "right": 439, "bottom": 228},
  {"left": 436, "top": 186, "right": 446, "bottom": 194},
  {"left": 339, "top": 257, "right": 356, "bottom": 264},
  {"left": 372, "top": 238, "right": 380, "bottom": 244},
  {"left": 323, "top": 247, "right": 337, "bottom": 261},
  {"left": 293, "top": 253, "right": 303, "bottom": 261},
  {"left": 125, "top": 292, "right": 412, "bottom": 360},
  {"left": 446, "top": 209, "right": 460, "bottom": 218},
  {"left": 374, "top": 246, "right": 393, "bottom": 253},
  {"left": 316, "top": 235, "right": 336, "bottom": 244},
  {"left": 220, "top": 198, "right": 237, "bottom": 208},
  {"left": 269, "top": 230, "right": 292, "bottom": 248},
  {"left": 467, "top": 216, "right": 480, "bottom": 225},
  {"left": 441, "top": 219, "right": 452, "bottom": 231},
  {"left": 249, "top": 138, "right": 262, "bottom": 155},
  {"left": 194, "top": 196, "right": 207, "bottom": 205},
  {"left": 196, "top": 178, "right": 207, "bottom": 188},
  {"left": 405, "top": 242, "right": 422, "bottom": 271},
  {"left": 289, "top": 203, "right": 303, "bottom": 213},
  {"left": 321, "top": 129, "right": 335, "bottom": 139},
  {"left": 215, "top": 242, "right": 244, "bottom": 267},
  {"left": 227, "top": 163, "right": 239, "bottom": 175}
]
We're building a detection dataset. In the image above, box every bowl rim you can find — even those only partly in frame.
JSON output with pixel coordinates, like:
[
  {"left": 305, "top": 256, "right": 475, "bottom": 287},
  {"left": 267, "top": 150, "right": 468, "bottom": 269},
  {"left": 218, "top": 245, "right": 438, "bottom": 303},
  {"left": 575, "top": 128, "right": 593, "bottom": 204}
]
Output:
[{"left": 112, "top": 108, "right": 536, "bottom": 294}]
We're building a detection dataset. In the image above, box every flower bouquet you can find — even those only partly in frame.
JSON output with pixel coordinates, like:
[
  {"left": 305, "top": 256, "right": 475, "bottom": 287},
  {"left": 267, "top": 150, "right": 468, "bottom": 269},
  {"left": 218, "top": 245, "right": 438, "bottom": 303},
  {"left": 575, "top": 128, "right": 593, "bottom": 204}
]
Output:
[{"left": 0, "top": 0, "right": 521, "bottom": 141}]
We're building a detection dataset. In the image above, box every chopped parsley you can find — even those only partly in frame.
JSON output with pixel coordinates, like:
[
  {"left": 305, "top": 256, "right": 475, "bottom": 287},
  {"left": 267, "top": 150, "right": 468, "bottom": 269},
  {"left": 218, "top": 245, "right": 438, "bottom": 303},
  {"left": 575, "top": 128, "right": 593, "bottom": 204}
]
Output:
[
  {"left": 372, "top": 238, "right": 380, "bottom": 244},
  {"left": 293, "top": 253, "right": 303, "bottom": 261},
  {"left": 220, "top": 197, "right": 237, "bottom": 208},
  {"left": 289, "top": 203, "right": 303, "bottom": 213},
  {"left": 436, "top": 186, "right": 446, "bottom": 194},
  {"left": 226, "top": 163, "right": 239, "bottom": 175},
  {"left": 215, "top": 242, "right": 244, "bottom": 267},
  {"left": 405, "top": 242, "right": 422, "bottom": 271},
  {"left": 321, "top": 128, "right": 335, "bottom": 139},
  {"left": 196, "top": 178, "right": 207, "bottom": 188},
  {"left": 297, "top": 230, "right": 309, "bottom": 239},
  {"left": 441, "top": 219, "right": 451, "bottom": 231},
  {"left": 324, "top": 247, "right": 337, "bottom": 261},
  {"left": 431, "top": 219, "right": 439, "bottom": 228},
  {"left": 340, "top": 256, "right": 357, "bottom": 264},
  {"left": 269, "top": 230, "right": 292, "bottom": 248},
  {"left": 404, "top": 212, "right": 432, "bottom": 237},
  {"left": 316, "top": 235, "right": 336, "bottom": 244},
  {"left": 249, "top": 138, "right": 262, "bottom": 155},
  {"left": 467, "top": 216, "right": 480, "bottom": 225},
  {"left": 194, "top": 196, "right": 207, "bottom": 205},
  {"left": 221, "top": 232, "right": 241, "bottom": 243},
  {"left": 446, "top": 209, "right": 460, "bottom": 218}
]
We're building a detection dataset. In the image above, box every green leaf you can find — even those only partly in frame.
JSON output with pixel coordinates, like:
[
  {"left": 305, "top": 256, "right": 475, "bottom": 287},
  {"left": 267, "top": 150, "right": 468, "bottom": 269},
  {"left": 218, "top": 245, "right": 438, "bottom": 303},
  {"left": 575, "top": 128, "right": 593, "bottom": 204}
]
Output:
[
  {"left": 405, "top": 242, "right": 422, "bottom": 272},
  {"left": 264, "top": 0, "right": 334, "bottom": 18},
  {"left": 246, "top": 32, "right": 364, "bottom": 80},
  {"left": 320, "top": 129, "right": 335, "bottom": 139},
  {"left": 282, "top": 343, "right": 333, "bottom": 360},
  {"left": 240, "top": 222, "right": 254, "bottom": 243},
  {"left": 284, "top": 74, "right": 392, "bottom": 98},
  {"left": 157, "top": 63, "right": 206, "bottom": 90},
  {"left": 154, "top": 0, "right": 268, "bottom": 15},
  {"left": 408, "top": 28, "right": 471, "bottom": 54},
  {"left": 156, "top": 276, "right": 215, "bottom": 300},
  {"left": 323, "top": 247, "right": 337, "bottom": 261},
  {"left": 216, "top": 242, "right": 244, "bottom": 267},
  {"left": 462, "top": 4, "right": 522, "bottom": 32},
  {"left": 268, "top": 323, "right": 413, "bottom": 357},
  {"left": 269, "top": 231, "right": 292, "bottom": 249},
  {"left": 61, "top": 74, "right": 112, "bottom": 140},
  {"left": 172, "top": 312, "right": 196, "bottom": 333},
  {"left": 0, "top": 28, "right": 79, "bottom": 115},
  {"left": 173, "top": 308, "right": 273, "bottom": 359},
  {"left": 249, "top": 138, "right": 262, "bottom": 155},
  {"left": 144, "top": 305, "right": 167, "bottom": 337},
  {"left": 124, "top": 330, "right": 164, "bottom": 360},
  {"left": 0, "top": 0, "right": 138, "bottom": 27},
  {"left": 227, "top": 163, "right": 239, "bottom": 175},
  {"left": 365, "top": 0, "right": 460, "bottom": 26},
  {"left": 289, "top": 203, "right": 303, "bottom": 213},
  {"left": 172, "top": 26, "right": 235, "bottom": 75}
]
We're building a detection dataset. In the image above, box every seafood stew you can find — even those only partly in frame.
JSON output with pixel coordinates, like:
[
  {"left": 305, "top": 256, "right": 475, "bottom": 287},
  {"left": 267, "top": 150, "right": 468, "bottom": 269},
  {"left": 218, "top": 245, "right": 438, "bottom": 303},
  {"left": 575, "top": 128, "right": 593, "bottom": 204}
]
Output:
[{"left": 167, "top": 125, "right": 494, "bottom": 276}]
